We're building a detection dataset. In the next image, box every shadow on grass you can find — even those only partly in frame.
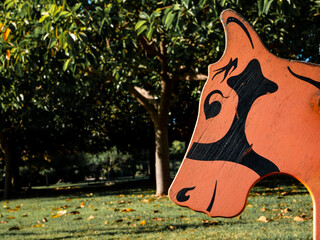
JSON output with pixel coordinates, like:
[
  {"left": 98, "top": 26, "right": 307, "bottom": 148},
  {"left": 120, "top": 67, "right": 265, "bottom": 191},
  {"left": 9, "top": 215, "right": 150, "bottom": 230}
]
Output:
[{"left": 1, "top": 178, "right": 156, "bottom": 200}]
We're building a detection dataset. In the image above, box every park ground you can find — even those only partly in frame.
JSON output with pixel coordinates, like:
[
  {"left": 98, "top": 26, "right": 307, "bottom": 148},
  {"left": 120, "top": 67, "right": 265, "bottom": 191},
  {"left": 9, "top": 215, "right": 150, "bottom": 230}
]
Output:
[{"left": 0, "top": 175, "right": 313, "bottom": 239}]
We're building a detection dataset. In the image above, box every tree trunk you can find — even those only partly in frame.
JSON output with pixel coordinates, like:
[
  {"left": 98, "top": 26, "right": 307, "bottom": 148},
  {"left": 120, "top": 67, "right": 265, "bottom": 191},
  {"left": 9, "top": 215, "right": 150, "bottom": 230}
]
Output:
[
  {"left": 0, "top": 132, "right": 19, "bottom": 200},
  {"left": 154, "top": 120, "right": 171, "bottom": 195}
]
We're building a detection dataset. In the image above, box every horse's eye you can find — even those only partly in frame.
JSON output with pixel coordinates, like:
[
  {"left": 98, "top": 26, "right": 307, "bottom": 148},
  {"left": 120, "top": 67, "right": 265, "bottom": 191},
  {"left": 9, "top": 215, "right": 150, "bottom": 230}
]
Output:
[{"left": 204, "top": 90, "right": 226, "bottom": 120}]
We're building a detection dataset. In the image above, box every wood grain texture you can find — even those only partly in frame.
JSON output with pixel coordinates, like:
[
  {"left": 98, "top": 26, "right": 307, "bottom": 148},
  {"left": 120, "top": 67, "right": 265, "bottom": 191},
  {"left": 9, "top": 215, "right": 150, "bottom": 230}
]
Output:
[{"left": 169, "top": 9, "right": 320, "bottom": 239}]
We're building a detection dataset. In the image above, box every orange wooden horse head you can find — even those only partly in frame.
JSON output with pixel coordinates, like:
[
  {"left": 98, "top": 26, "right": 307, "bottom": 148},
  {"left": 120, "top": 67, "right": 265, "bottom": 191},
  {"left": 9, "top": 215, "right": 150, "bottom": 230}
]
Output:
[{"left": 169, "top": 9, "right": 320, "bottom": 237}]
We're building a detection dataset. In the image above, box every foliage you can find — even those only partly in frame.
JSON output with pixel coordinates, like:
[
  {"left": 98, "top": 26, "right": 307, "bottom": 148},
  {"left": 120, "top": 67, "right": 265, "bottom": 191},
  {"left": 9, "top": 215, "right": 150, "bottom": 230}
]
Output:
[
  {"left": 0, "top": 176, "right": 313, "bottom": 239},
  {"left": 0, "top": 0, "right": 319, "bottom": 196}
]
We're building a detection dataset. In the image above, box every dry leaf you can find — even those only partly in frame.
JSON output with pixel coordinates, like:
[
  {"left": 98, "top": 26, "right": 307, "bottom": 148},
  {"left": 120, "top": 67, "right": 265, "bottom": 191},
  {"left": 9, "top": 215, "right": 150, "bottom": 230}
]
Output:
[
  {"left": 120, "top": 208, "right": 135, "bottom": 213},
  {"left": 66, "top": 198, "right": 71, "bottom": 202},
  {"left": 57, "top": 210, "right": 67, "bottom": 216},
  {"left": 257, "top": 216, "right": 268, "bottom": 222},
  {"left": 202, "top": 220, "right": 219, "bottom": 227},
  {"left": 293, "top": 216, "right": 305, "bottom": 222},
  {"left": 9, "top": 226, "right": 20, "bottom": 230},
  {"left": 42, "top": 218, "right": 48, "bottom": 223},
  {"left": 140, "top": 220, "right": 146, "bottom": 225},
  {"left": 69, "top": 211, "right": 80, "bottom": 215},
  {"left": 8, "top": 217, "right": 15, "bottom": 219},
  {"left": 0, "top": 220, "right": 7, "bottom": 224},
  {"left": 4, "top": 28, "right": 11, "bottom": 41},
  {"left": 104, "top": 220, "right": 109, "bottom": 225},
  {"left": 88, "top": 215, "right": 95, "bottom": 220},
  {"left": 8, "top": 208, "right": 20, "bottom": 212},
  {"left": 260, "top": 207, "right": 267, "bottom": 212},
  {"left": 169, "top": 225, "right": 176, "bottom": 230},
  {"left": 80, "top": 202, "right": 85, "bottom": 208},
  {"left": 33, "top": 224, "right": 44, "bottom": 228},
  {"left": 153, "top": 218, "right": 164, "bottom": 221},
  {"left": 281, "top": 208, "right": 292, "bottom": 214}
]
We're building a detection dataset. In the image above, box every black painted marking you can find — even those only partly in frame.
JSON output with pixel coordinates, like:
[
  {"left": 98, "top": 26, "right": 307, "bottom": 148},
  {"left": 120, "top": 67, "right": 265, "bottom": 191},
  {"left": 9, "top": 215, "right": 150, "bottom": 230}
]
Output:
[
  {"left": 206, "top": 180, "right": 217, "bottom": 212},
  {"left": 212, "top": 58, "right": 238, "bottom": 82},
  {"left": 288, "top": 66, "right": 320, "bottom": 90},
  {"left": 187, "top": 59, "right": 280, "bottom": 177},
  {"left": 204, "top": 90, "right": 228, "bottom": 120},
  {"left": 226, "top": 17, "right": 254, "bottom": 49},
  {"left": 176, "top": 186, "right": 196, "bottom": 202}
]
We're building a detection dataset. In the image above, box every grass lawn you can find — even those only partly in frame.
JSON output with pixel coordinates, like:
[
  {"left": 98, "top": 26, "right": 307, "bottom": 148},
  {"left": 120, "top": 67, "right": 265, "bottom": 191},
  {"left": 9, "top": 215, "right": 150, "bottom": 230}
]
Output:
[{"left": 0, "top": 176, "right": 313, "bottom": 239}]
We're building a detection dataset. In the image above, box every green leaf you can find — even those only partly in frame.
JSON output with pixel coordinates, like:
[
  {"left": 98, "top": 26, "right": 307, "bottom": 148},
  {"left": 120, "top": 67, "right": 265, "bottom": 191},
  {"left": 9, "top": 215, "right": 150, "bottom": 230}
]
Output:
[
  {"left": 137, "top": 25, "right": 147, "bottom": 36},
  {"left": 72, "top": 3, "right": 82, "bottom": 12},
  {"left": 135, "top": 20, "right": 147, "bottom": 31},
  {"left": 264, "top": 0, "right": 274, "bottom": 15},
  {"left": 78, "top": 32, "right": 88, "bottom": 44},
  {"left": 63, "top": 58, "right": 71, "bottom": 71},
  {"left": 199, "top": 0, "right": 207, "bottom": 8},
  {"left": 15, "top": 63, "right": 22, "bottom": 76},
  {"left": 139, "top": 12, "right": 150, "bottom": 21},
  {"left": 165, "top": 12, "right": 176, "bottom": 29},
  {"left": 39, "top": 14, "right": 50, "bottom": 23},
  {"left": 146, "top": 26, "right": 154, "bottom": 40}
]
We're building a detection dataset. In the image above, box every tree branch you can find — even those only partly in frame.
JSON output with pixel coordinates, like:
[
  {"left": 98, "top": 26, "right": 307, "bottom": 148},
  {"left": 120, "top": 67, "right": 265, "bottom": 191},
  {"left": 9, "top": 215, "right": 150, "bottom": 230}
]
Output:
[
  {"left": 128, "top": 86, "right": 159, "bottom": 123},
  {"left": 176, "top": 73, "right": 208, "bottom": 81}
]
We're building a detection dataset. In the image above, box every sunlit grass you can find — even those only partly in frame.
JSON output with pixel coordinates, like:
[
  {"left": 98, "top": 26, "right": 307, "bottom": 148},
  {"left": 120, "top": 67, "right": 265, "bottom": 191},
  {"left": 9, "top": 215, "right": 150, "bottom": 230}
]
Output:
[{"left": 0, "top": 176, "right": 313, "bottom": 239}]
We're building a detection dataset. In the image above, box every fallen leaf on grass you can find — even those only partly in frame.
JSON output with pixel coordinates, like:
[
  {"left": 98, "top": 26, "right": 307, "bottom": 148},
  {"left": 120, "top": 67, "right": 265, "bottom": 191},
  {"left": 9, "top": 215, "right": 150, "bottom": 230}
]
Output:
[
  {"left": 260, "top": 207, "right": 267, "bottom": 212},
  {"left": 140, "top": 220, "right": 146, "bottom": 226},
  {"left": 8, "top": 217, "right": 15, "bottom": 219},
  {"left": 113, "top": 218, "right": 126, "bottom": 223},
  {"left": 104, "top": 220, "right": 109, "bottom": 225},
  {"left": 33, "top": 224, "right": 44, "bottom": 228},
  {"left": 0, "top": 220, "right": 7, "bottom": 224},
  {"left": 281, "top": 208, "right": 292, "bottom": 214},
  {"left": 51, "top": 210, "right": 67, "bottom": 218},
  {"left": 9, "top": 226, "right": 20, "bottom": 231},
  {"left": 169, "top": 225, "right": 176, "bottom": 230},
  {"left": 8, "top": 208, "right": 20, "bottom": 212},
  {"left": 120, "top": 208, "right": 135, "bottom": 213},
  {"left": 69, "top": 211, "right": 80, "bottom": 215},
  {"left": 80, "top": 202, "right": 85, "bottom": 208},
  {"left": 88, "top": 215, "right": 95, "bottom": 220},
  {"left": 202, "top": 220, "right": 219, "bottom": 227},
  {"left": 22, "top": 214, "right": 28, "bottom": 217},
  {"left": 153, "top": 218, "right": 164, "bottom": 221},
  {"left": 293, "top": 216, "right": 305, "bottom": 222},
  {"left": 257, "top": 216, "right": 269, "bottom": 222}
]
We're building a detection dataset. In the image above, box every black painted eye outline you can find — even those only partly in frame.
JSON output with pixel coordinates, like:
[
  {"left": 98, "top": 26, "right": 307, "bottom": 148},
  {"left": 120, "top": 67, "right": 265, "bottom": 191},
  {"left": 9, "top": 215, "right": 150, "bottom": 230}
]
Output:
[{"left": 204, "top": 90, "right": 228, "bottom": 120}]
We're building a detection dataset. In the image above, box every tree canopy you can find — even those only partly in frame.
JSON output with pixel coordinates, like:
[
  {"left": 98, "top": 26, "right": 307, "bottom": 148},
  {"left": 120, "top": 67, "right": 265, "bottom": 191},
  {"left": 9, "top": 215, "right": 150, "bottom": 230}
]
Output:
[{"left": 0, "top": 0, "right": 319, "bottom": 198}]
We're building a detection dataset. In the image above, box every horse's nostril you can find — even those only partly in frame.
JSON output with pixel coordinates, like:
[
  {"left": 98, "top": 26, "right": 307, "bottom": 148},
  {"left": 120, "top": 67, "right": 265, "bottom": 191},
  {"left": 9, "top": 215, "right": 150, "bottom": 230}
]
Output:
[{"left": 176, "top": 187, "right": 196, "bottom": 202}]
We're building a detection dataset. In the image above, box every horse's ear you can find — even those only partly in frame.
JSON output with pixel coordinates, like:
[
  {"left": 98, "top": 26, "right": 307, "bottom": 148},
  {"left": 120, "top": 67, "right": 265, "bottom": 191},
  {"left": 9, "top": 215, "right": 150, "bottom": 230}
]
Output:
[{"left": 219, "top": 9, "right": 267, "bottom": 59}]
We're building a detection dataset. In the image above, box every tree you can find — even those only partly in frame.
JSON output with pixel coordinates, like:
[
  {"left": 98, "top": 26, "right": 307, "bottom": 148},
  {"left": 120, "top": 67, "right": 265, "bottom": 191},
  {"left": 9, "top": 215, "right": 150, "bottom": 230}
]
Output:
[{"left": 0, "top": 0, "right": 319, "bottom": 197}]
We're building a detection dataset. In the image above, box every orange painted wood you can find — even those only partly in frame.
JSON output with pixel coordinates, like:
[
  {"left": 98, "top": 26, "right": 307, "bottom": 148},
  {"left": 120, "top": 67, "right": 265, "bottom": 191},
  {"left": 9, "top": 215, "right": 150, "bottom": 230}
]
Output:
[{"left": 169, "top": 9, "right": 320, "bottom": 238}]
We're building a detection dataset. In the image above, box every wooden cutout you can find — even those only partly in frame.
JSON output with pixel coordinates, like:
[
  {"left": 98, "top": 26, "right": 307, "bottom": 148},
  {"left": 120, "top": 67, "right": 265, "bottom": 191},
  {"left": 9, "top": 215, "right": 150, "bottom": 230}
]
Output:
[{"left": 169, "top": 9, "right": 320, "bottom": 238}]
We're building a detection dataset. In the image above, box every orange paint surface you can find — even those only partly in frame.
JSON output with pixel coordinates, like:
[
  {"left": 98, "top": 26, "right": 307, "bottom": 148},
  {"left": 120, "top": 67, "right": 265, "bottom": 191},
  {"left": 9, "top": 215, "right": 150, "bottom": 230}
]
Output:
[{"left": 169, "top": 9, "right": 320, "bottom": 238}]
